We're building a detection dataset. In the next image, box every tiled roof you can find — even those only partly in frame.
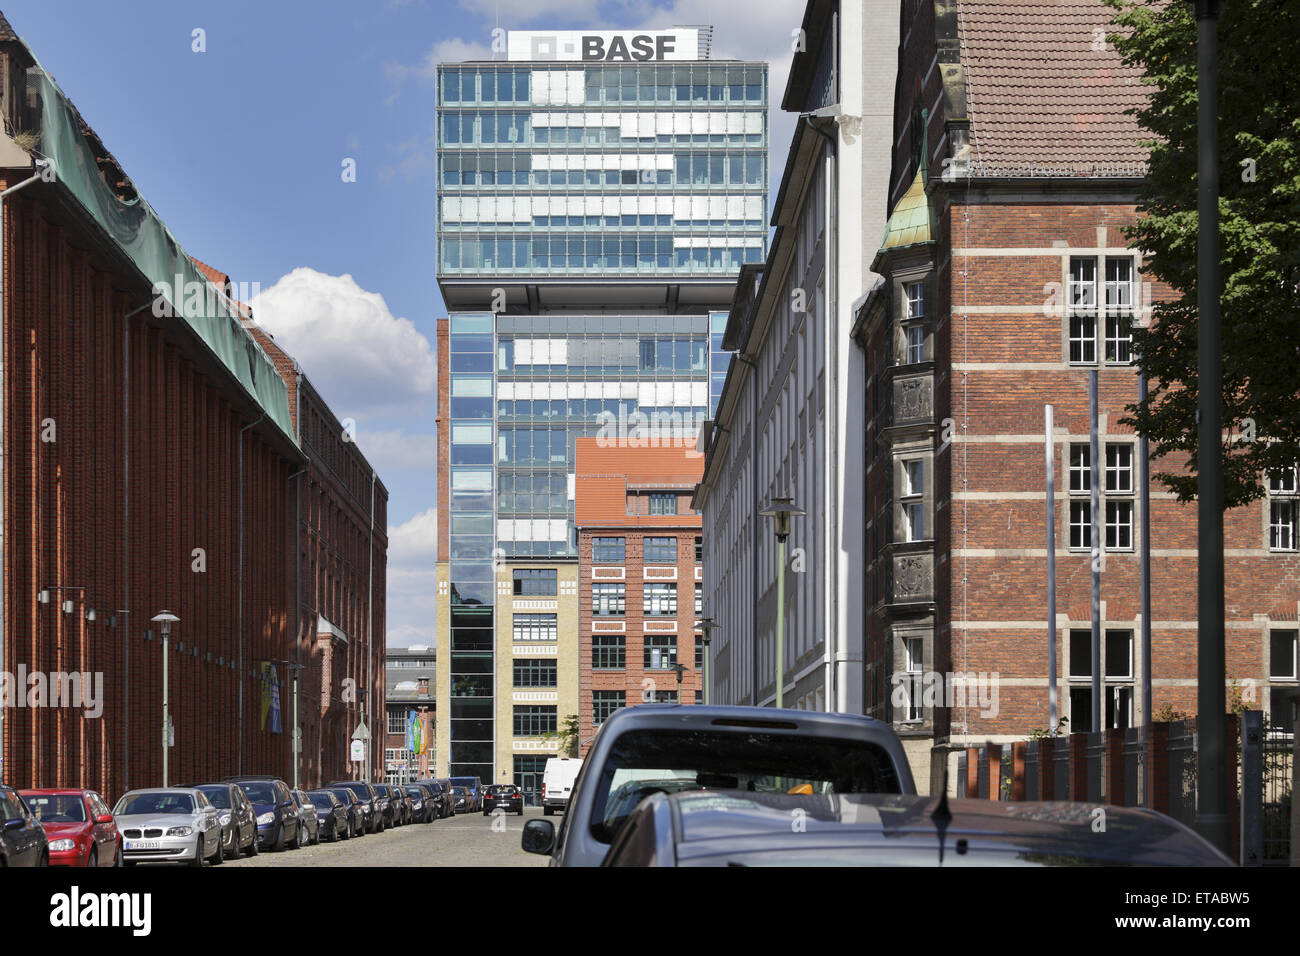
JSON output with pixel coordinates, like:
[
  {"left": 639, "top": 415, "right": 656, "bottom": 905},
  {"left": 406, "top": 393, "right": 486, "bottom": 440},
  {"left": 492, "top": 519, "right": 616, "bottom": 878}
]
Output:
[
  {"left": 0, "top": 10, "right": 17, "bottom": 41},
  {"left": 191, "top": 257, "right": 229, "bottom": 293},
  {"left": 958, "top": 0, "right": 1149, "bottom": 176},
  {"left": 574, "top": 438, "right": 704, "bottom": 529}
]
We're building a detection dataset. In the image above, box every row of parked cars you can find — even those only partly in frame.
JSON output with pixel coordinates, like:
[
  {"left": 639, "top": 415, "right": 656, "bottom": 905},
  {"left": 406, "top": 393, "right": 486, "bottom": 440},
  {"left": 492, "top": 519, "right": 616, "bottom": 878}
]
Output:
[{"left": 0, "top": 774, "right": 485, "bottom": 867}]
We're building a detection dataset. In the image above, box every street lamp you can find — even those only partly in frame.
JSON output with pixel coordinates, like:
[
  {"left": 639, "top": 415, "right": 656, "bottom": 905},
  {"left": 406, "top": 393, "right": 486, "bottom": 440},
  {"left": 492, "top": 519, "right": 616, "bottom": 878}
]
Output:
[
  {"left": 671, "top": 662, "right": 688, "bottom": 702},
  {"left": 151, "top": 611, "right": 179, "bottom": 787},
  {"left": 759, "top": 497, "right": 804, "bottom": 709},
  {"left": 695, "top": 618, "right": 720, "bottom": 705}
]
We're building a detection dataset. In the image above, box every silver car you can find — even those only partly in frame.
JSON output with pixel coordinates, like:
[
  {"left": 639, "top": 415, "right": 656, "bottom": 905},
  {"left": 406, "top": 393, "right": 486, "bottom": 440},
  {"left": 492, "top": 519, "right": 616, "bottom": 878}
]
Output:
[
  {"left": 114, "top": 788, "right": 223, "bottom": 866},
  {"left": 522, "top": 704, "right": 917, "bottom": 866}
]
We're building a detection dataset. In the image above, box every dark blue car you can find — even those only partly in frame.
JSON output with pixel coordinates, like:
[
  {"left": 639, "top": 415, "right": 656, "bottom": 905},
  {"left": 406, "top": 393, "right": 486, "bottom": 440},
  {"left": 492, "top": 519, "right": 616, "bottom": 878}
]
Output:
[
  {"left": 0, "top": 785, "right": 47, "bottom": 866},
  {"left": 222, "top": 776, "right": 300, "bottom": 851}
]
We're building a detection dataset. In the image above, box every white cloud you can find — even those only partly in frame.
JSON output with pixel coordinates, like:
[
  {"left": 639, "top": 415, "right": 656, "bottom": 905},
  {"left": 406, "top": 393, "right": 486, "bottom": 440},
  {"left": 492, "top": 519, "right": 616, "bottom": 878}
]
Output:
[
  {"left": 358, "top": 428, "right": 437, "bottom": 475},
  {"left": 248, "top": 268, "right": 435, "bottom": 418},
  {"left": 385, "top": 507, "right": 438, "bottom": 649}
]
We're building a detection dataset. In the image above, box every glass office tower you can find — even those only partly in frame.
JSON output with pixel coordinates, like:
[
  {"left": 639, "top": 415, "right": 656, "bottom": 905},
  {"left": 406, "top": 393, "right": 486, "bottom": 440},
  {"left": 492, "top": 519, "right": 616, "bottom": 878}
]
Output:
[{"left": 436, "top": 28, "right": 766, "bottom": 783}]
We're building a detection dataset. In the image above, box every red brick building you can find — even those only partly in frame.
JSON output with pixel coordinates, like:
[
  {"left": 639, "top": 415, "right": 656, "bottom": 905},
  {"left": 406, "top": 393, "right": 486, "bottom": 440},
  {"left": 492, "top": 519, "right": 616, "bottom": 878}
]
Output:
[
  {"left": 575, "top": 439, "right": 704, "bottom": 753},
  {"left": 0, "top": 17, "right": 386, "bottom": 795},
  {"left": 855, "top": 0, "right": 1299, "bottom": 787}
]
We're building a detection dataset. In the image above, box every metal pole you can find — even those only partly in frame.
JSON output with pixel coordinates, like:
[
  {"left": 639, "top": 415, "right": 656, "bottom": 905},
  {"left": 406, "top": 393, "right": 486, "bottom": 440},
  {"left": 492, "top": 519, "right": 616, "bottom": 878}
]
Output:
[
  {"left": 162, "top": 627, "right": 169, "bottom": 788},
  {"left": 1090, "top": 370, "right": 1102, "bottom": 733},
  {"left": 1139, "top": 372, "right": 1152, "bottom": 795},
  {"left": 1194, "top": 0, "right": 1227, "bottom": 852},
  {"left": 775, "top": 536, "right": 786, "bottom": 708},
  {"left": 292, "top": 669, "right": 299, "bottom": 789},
  {"left": 1045, "top": 405, "right": 1058, "bottom": 732}
]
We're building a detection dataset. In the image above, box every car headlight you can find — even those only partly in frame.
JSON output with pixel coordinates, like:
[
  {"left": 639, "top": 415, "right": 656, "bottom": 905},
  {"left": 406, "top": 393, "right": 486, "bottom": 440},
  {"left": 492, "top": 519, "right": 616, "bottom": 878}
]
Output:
[
  {"left": 166, "top": 826, "right": 193, "bottom": 837},
  {"left": 219, "top": 812, "right": 232, "bottom": 825},
  {"left": 256, "top": 812, "right": 274, "bottom": 825},
  {"left": 362, "top": 805, "right": 371, "bottom": 814},
  {"left": 48, "top": 838, "right": 76, "bottom": 851}
]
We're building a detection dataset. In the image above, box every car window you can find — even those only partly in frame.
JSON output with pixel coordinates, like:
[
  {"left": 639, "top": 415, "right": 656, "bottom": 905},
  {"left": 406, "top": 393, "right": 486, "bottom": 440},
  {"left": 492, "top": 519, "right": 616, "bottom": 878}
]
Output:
[
  {"left": 115, "top": 792, "right": 196, "bottom": 815},
  {"left": 2, "top": 791, "right": 25, "bottom": 822},
  {"left": 199, "top": 787, "right": 231, "bottom": 810},
  {"left": 588, "top": 730, "right": 903, "bottom": 844},
  {"left": 25, "top": 794, "right": 87, "bottom": 823}
]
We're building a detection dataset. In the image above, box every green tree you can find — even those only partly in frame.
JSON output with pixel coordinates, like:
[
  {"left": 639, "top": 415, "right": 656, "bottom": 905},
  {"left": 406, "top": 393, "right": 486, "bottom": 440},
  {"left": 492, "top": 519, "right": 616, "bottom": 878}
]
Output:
[
  {"left": 1106, "top": 0, "right": 1300, "bottom": 506},
  {"left": 542, "top": 713, "right": 581, "bottom": 757}
]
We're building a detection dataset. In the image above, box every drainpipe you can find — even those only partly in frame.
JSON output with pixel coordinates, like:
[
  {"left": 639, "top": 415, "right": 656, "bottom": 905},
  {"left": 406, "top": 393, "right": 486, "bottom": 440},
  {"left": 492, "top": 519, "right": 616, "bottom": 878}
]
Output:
[
  {"left": 288, "top": 463, "right": 306, "bottom": 788},
  {"left": 237, "top": 413, "right": 265, "bottom": 775},
  {"left": 0, "top": 163, "right": 46, "bottom": 781},
  {"left": 366, "top": 468, "right": 376, "bottom": 781}
]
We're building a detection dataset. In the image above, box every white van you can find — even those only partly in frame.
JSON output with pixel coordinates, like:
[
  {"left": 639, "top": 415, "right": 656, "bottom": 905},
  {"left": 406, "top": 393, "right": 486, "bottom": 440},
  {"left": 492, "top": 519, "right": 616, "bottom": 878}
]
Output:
[{"left": 542, "top": 757, "right": 583, "bottom": 815}]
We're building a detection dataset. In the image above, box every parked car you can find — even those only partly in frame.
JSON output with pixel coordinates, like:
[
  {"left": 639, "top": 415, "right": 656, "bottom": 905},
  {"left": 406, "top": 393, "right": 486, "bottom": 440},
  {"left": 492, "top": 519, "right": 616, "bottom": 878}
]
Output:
[
  {"left": 372, "top": 783, "right": 393, "bottom": 829},
  {"left": 449, "top": 776, "right": 483, "bottom": 812},
  {"left": 327, "top": 787, "right": 365, "bottom": 839},
  {"left": 434, "top": 779, "right": 458, "bottom": 817},
  {"left": 308, "top": 790, "right": 349, "bottom": 842},
  {"left": 521, "top": 704, "right": 916, "bottom": 866},
  {"left": 327, "top": 781, "right": 383, "bottom": 833},
  {"left": 188, "top": 783, "right": 258, "bottom": 859},
  {"left": 383, "top": 785, "right": 411, "bottom": 826},
  {"left": 290, "top": 790, "right": 320, "bottom": 846},
  {"left": 0, "top": 785, "right": 47, "bottom": 866},
  {"left": 114, "top": 788, "right": 222, "bottom": 866},
  {"left": 224, "top": 776, "right": 300, "bottom": 851},
  {"left": 415, "top": 779, "right": 453, "bottom": 819},
  {"left": 21, "top": 788, "right": 120, "bottom": 867},
  {"left": 541, "top": 757, "right": 582, "bottom": 816},
  {"left": 483, "top": 784, "right": 525, "bottom": 816},
  {"left": 402, "top": 785, "right": 435, "bottom": 823},
  {"left": 451, "top": 787, "right": 471, "bottom": 813},
  {"left": 596, "top": 790, "right": 1236, "bottom": 867}
]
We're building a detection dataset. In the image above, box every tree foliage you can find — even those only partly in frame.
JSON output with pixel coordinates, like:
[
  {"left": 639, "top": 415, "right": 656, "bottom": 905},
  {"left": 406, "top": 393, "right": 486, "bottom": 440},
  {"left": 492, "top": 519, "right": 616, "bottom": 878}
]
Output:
[{"left": 1107, "top": 0, "right": 1300, "bottom": 506}]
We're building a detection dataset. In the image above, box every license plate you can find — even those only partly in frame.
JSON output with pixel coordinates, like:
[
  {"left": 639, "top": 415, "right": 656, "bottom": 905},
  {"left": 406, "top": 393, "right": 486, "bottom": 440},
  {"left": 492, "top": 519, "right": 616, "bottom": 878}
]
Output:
[{"left": 126, "top": 840, "right": 161, "bottom": 851}]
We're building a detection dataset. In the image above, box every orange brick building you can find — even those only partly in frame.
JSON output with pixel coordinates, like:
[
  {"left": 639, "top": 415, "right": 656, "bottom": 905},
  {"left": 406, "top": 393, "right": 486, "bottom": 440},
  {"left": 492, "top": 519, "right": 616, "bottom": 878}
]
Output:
[
  {"left": 855, "top": 0, "right": 1299, "bottom": 788},
  {"left": 575, "top": 439, "right": 704, "bottom": 753}
]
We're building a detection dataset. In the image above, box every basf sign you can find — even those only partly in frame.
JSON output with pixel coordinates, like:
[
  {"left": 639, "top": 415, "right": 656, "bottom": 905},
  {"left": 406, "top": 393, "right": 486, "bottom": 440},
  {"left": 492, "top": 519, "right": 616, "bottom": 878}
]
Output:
[{"left": 508, "top": 29, "right": 699, "bottom": 62}]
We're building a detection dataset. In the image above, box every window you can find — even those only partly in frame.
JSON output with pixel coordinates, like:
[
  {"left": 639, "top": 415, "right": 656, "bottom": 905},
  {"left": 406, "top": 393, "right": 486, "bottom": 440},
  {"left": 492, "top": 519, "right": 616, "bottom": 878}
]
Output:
[
  {"left": 593, "top": 634, "right": 626, "bottom": 670},
  {"left": 1069, "top": 442, "right": 1136, "bottom": 552},
  {"left": 1067, "top": 629, "right": 1134, "bottom": 732},
  {"left": 646, "top": 690, "right": 678, "bottom": 703},
  {"left": 513, "top": 706, "right": 557, "bottom": 737},
  {"left": 695, "top": 634, "right": 704, "bottom": 669},
  {"left": 387, "top": 706, "right": 408, "bottom": 735},
  {"left": 1104, "top": 444, "right": 1134, "bottom": 550},
  {"left": 644, "top": 537, "right": 677, "bottom": 563},
  {"left": 694, "top": 582, "right": 703, "bottom": 615},
  {"left": 1104, "top": 257, "right": 1134, "bottom": 363},
  {"left": 903, "top": 281, "right": 925, "bottom": 364},
  {"left": 593, "top": 690, "right": 625, "bottom": 725},
  {"left": 901, "top": 459, "right": 924, "bottom": 542},
  {"left": 645, "top": 634, "right": 677, "bottom": 669},
  {"left": 648, "top": 493, "right": 678, "bottom": 515},
  {"left": 900, "top": 635, "right": 924, "bottom": 722},
  {"left": 512, "top": 613, "right": 557, "bottom": 641},
  {"left": 1268, "top": 465, "right": 1299, "bottom": 552},
  {"left": 644, "top": 582, "right": 677, "bottom": 615},
  {"left": 1068, "top": 257, "right": 1098, "bottom": 364},
  {"left": 1269, "top": 630, "right": 1299, "bottom": 732},
  {"left": 513, "top": 569, "right": 557, "bottom": 595},
  {"left": 592, "top": 537, "right": 625, "bottom": 563},
  {"left": 513, "top": 658, "right": 557, "bottom": 687},
  {"left": 694, "top": 536, "right": 703, "bottom": 563},
  {"left": 592, "top": 583, "right": 626, "bottom": 616}
]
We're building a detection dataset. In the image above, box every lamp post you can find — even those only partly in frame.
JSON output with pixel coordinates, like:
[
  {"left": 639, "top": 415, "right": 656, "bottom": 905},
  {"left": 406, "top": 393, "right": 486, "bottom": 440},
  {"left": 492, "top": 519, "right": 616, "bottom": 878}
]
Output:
[
  {"left": 671, "top": 662, "right": 688, "bottom": 703},
  {"left": 695, "top": 618, "right": 720, "bottom": 705},
  {"left": 760, "top": 497, "right": 804, "bottom": 709},
  {"left": 151, "top": 611, "right": 179, "bottom": 787}
]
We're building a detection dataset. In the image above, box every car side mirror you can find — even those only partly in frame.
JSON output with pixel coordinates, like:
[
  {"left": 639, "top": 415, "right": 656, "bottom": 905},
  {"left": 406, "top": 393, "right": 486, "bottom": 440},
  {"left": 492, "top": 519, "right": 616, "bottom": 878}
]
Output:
[
  {"left": 4, "top": 818, "right": 25, "bottom": 830},
  {"left": 521, "top": 819, "right": 555, "bottom": 855},
  {"left": 96, "top": 813, "right": 114, "bottom": 824}
]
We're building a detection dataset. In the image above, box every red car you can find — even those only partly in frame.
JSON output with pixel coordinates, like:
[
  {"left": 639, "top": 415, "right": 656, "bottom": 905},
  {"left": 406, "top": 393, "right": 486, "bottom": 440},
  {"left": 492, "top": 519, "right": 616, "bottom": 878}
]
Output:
[{"left": 20, "top": 789, "right": 121, "bottom": 867}]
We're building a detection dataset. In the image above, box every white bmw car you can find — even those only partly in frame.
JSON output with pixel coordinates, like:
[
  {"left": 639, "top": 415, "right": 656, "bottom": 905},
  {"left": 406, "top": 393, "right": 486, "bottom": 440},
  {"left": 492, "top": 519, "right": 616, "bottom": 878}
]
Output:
[{"left": 113, "top": 788, "right": 223, "bottom": 866}]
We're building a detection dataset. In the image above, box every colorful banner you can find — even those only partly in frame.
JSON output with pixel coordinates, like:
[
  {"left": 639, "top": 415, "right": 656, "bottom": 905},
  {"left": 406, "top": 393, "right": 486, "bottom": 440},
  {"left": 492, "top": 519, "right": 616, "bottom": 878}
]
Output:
[{"left": 407, "top": 710, "right": 424, "bottom": 755}]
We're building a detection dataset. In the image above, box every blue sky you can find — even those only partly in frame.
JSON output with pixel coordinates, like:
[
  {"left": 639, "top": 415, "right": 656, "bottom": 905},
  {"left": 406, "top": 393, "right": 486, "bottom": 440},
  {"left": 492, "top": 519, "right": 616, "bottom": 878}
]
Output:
[{"left": 6, "top": 0, "right": 803, "bottom": 646}]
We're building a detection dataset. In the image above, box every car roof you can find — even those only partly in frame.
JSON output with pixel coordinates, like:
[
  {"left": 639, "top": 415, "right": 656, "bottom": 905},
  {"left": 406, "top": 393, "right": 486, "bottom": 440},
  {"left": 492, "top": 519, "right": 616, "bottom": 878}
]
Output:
[
  {"left": 597, "top": 703, "right": 898, "bottom": 737},
  {"left": 640, "top": 791, "right": 1232, "bottom": 867},
  {"left": 19, "top": 788, "right": 90, "bottom": 795}
]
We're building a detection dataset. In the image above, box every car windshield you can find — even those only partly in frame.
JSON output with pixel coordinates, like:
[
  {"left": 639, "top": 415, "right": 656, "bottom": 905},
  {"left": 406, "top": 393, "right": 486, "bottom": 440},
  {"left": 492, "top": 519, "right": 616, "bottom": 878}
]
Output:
[
  {"left": 330, "top": 789, "right": 354, "bottom": 803},
  {"left": 197, "top": 787, "right": 230, "bottom": 809},
  {"left": 404, "top": 788, "right": 422, "bottom": 796},
  {"left": 449, "top": 778, "right": 477, "bottom": 789},
  {"left": 309, "top": 793, "right": 333, "bottom": 806},
  {"left": 589, "top": 730, "right": 902, "bottom": 843},
  {"left": 115, "top": 792, "right": 195, "bottom": 815},
  {"left": 238, "top": 783, "right": 277, "bottom": 804},
  {"left": 25, "top": 794, "right": 86, "bottom": 823}
]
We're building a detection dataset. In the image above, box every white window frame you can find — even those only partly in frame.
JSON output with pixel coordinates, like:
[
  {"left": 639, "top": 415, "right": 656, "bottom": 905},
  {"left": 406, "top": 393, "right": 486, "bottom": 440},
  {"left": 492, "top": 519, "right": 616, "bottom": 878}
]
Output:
[
  {"left": 1068, "top": 257, "right": 1098, "bottom": 364},
  {"left": 1268, "top": 466, "right": 1299, "bottom": 552},
  {"left": 901, "top": 459, "right": 925, "bottom": 542},
  {"left": 903, "top": 281, "right": 925, "bottom": 364},
  {"left": 1103, "top": 256, "right": 1134, "bottom": 364},
  {"left": 902, "top": 635, "right": 924, "bottom": 723},
  {"left": 1104, "top": 443, "right": 1135, "bottom": 552}
]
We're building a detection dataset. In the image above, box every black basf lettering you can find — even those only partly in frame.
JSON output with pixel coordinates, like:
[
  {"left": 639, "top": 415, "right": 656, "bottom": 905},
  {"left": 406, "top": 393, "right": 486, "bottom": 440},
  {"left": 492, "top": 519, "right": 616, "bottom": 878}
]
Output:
[
  {"left": 631, "top": 35, "right": 655, "bottom": 59},
  {"left": 657, "top": 36, "right": 675, "bottom": 59},
  {"left": 582, "top": 36, "right": 605, "bottom": 60},
  {"left": 606, "top": 35, "right": 631, "bottom": 60}
]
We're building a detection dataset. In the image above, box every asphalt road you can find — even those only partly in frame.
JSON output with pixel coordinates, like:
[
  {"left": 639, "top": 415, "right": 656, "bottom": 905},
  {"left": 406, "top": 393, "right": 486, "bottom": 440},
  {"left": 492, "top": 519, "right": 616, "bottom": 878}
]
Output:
[{"left": 220, "top": 808, "right": 551, "bottom": 867}]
